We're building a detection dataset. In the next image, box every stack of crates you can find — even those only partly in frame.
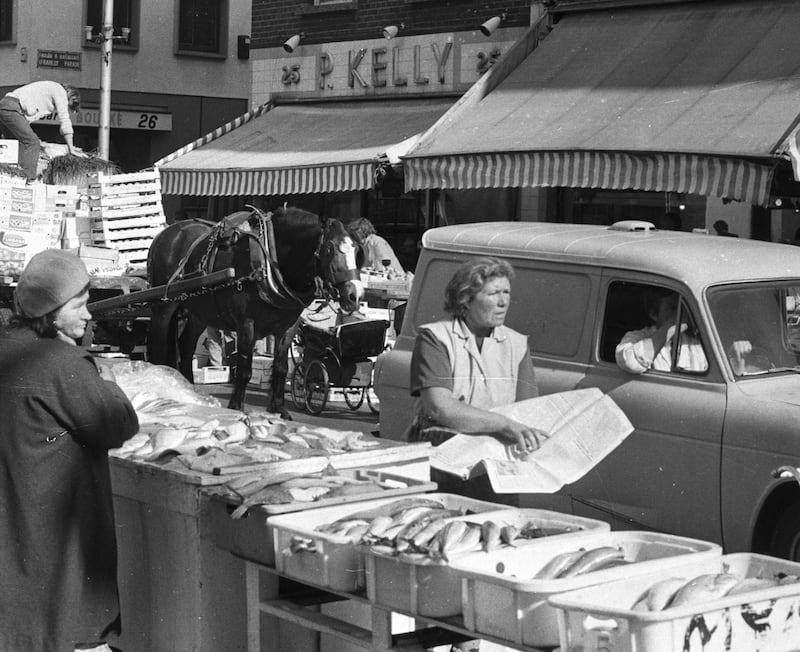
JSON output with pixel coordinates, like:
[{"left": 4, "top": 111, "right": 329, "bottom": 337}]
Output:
[{"left": 88, "top": 168, "right": 166, "bottom": 268}]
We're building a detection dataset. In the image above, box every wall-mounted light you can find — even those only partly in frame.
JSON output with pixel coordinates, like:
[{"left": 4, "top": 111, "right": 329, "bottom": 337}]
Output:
[
  {"left": 480, "top": 13, "right": 507, "bottom": 37},
  {"left": 283, "top": 33, "right": 304, "bottom": 54},
  {"left": 382, "top": 23, "right": 405, "bottom": 40}
]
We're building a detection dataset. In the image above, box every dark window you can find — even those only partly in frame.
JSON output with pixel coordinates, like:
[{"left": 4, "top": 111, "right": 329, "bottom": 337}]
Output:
[
  {"left": 179, "top": 0, "right": 221, "bottom": 53},
  {"left": 87, "top": 0, "right": 134, "bottom": 36},
  {"left": 0, "top": 0, "right": 13, "bottom": 42},
  {"left": 602, "top": 281, "right": 707, "bottom": 374}
]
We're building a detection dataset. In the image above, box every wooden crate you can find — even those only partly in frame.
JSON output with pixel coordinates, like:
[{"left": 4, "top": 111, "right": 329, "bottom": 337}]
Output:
[{"left": 88, "top": 169, "right": 166, "bottom": 267}]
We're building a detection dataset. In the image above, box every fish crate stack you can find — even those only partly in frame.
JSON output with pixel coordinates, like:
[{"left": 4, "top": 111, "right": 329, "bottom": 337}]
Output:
[{"left": 88, "top": 168, "right": 166, "bottom": 268}]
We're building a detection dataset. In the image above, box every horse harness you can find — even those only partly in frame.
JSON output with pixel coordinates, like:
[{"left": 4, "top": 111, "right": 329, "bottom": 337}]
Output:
[{"left": 164, "top": 208, "right": 322, "bottom": 310}]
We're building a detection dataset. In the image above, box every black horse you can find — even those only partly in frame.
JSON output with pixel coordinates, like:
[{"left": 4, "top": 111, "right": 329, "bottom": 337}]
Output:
[{"left": 146, "top": 206, "right": 363, "bottom": 414}]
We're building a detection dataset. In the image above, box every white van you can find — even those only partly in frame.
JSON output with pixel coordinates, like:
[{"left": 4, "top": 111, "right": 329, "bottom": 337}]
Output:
[{"left": 374, "top": 220, "right": 800, "bottom": 559}]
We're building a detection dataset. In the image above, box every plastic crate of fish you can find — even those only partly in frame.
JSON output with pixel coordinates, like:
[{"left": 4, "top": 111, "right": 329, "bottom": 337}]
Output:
[
  {"left": 268, "top": 493, "right": 508, "bottom": 593},
  {"left": 365, "top": 508, "right": 610, "bottom": 619},
  {"left": 549, "top": 552, "right": 800, "bottom": 652},
  {"left": 449, "top": 530, "right": 721, "bottom": 649}
]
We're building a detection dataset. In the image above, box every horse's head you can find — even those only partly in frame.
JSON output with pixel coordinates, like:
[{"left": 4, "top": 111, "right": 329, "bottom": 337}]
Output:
[{"left": 317, "top": 217, "right": 364, "bottom": 313}]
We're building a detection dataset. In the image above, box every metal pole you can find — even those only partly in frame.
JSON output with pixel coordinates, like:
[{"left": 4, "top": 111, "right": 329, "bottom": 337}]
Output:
[{"left": 98, "top": 0, "right": 114, "bottom": 159}]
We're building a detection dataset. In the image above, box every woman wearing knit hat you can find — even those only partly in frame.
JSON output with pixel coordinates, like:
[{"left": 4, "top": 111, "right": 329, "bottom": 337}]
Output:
[{"left": 0, "top": 249, "right": 138, "bottom": 652}]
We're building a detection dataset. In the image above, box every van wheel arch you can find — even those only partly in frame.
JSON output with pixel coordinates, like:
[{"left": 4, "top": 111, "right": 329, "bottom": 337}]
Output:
[{"left": 752, "top": 484, "right": 800, "bottom": 561}]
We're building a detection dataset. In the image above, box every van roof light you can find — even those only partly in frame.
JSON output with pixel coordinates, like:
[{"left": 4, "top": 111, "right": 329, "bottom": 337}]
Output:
[{"left": 609, "top": 220, "right": 657, "bottom": 232}]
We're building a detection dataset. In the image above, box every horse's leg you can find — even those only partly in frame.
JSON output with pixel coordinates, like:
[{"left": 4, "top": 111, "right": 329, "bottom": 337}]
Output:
[
  {"left": 147, "top": 303, "right": 180, "bottom": 368},
  {"left": 269, "top": 318, "right": 300, "bottom": 419},
  {"left": 177, "top": 312, "right": 207, "bottom": 382},
  {"left": 229, "top": 318, "right": 255, "bottom": 411}
]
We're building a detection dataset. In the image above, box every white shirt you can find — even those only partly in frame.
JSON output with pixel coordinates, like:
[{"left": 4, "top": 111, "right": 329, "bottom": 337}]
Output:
[{"left": 616, "top": 325, "right": 708, "bottom": 374}]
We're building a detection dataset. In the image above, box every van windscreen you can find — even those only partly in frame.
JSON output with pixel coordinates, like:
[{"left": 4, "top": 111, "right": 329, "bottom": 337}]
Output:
[{"left": 708, "top": 284, "right": 800, "bottom": 377}]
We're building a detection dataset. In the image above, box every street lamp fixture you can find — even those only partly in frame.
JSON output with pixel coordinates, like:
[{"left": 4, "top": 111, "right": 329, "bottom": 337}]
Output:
[{"left": 84, "top": 25, "right": 131, "bottom": 44}]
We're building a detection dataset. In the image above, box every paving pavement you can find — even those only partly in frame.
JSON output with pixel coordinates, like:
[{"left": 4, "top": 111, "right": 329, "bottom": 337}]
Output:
[{"left": 193, "top": 380, "right": 381, "bottom": 435}]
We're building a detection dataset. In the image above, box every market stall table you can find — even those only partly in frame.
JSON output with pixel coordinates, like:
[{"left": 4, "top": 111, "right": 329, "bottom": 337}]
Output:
[{"left": 110, "top": 438, "right": 432, "bottom": 652}]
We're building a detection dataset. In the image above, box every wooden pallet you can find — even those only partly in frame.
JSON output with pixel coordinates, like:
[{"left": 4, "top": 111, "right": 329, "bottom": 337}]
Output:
[{"left": 88, "top": 169, "right": 166, "bottom": 267}]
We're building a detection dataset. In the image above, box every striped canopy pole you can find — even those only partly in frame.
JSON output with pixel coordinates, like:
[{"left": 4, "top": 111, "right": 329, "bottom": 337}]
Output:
[{"left": 154, "top": 101, "right": 274, "bottom": 168}]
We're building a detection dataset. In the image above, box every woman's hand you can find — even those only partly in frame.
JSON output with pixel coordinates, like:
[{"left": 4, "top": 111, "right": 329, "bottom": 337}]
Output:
[{"left": 498, "top": 417, "right": 549, "bottom": 457}]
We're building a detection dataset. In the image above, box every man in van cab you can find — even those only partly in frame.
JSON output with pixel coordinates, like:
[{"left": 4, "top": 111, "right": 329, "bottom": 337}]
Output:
[{"left": 615, "top": 288, "right": 708, "bottom": 374}]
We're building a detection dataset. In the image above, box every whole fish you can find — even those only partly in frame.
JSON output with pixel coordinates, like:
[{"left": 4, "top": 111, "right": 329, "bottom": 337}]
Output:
[
  {"left": 343, "top": 522, "right": 371, "bottom": 543},
  {"left": 365, "top": 515, "right": 395, "bottom": 539},
  {"left": 412, "top": 518, "right": 449, "bottom": 550},
  {"left": 668, "top": 573, "right": 740, "bottom": 608},
  {"left": 631, "top": 577, "right": 687, "bottom": 612},
  {"left": 379, "top": 522, "right": 409, "bottom": 543},
  {"left": 500, "top": 524, "right": 520, "bottom": 546},
  {"left": 443, "top": 523, "right": 483, "bottom": 561},
  {"left": 320, "top": 519, "right": 369, "bottom": 537},
  {"left": 480, "top": 520, "right": 503, "bottom": 552},
  {"left": 394, "top": 517, "right": 434, "bottom": 548},
  {"left": 390, "top": 506, "right": 438, "bottom": 528},
  {"left": 559, "top": 546, "right": 625, "bottom": 578},
  {"left": 535, "top": 548, "right": 588, "bottom": 580},
  {"left": 721, "top": 576, "right": 778, "bottom": 597},
  {"left": 345, "top": 497, "right": 444, "bottom": 522},
  {"left": 440, "top": 520, "right": 468, "bottom": 555}
]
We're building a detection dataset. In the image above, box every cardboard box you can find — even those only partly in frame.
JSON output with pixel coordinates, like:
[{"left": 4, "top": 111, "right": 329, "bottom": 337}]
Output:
[
  {"left": 192, "top": 366, "right": 230, "bottom": 384},
  {"left": 0, "top": 139, "right": 19, "bottom": 164},
  {"left": 249, "top": 356, "right": 273, "bottom": 386},
  {"left": 72, "top": 244, "right": 120, "bottom": 271}
]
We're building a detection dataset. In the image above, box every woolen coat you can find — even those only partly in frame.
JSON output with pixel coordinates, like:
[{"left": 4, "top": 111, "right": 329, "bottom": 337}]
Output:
[{"left": 0, "top": 326, "right": 138, "bottom": 652}]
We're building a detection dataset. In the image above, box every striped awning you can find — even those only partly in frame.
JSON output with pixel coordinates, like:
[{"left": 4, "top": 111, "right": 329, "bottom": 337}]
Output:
[
  {"left": 156, "top": 98, "right": 453, "bottom": 196},
  {"left": 404, "top": 1, "right": 800, "bottom": 205},
  {"left": 406, "top": 151, "right": 776, "bottom": 206}
]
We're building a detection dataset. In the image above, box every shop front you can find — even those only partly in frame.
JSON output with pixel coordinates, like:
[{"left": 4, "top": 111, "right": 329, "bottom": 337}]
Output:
[{"left": 402, "top": 0, "right": 800, "bottom": 240}]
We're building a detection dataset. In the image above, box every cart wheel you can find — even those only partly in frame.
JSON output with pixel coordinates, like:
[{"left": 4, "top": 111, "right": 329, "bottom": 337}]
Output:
[
  {"left": 366, "top": 385, "right": 379, "bottom": 414},
  {"left": 304, "top": 359, "right": 329, "bottom": 414},
  {"left": 343, "top": 387, "right": 365, "bottom": 410},
  {"left": 290, "top": 364, "right": 306, "bottom": 410}
]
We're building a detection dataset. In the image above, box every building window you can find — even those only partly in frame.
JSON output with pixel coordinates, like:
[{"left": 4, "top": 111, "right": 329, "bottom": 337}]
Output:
[
  {"left": 178, "top": 0, "right": 223, "bottom": 53},
  {"left": 0, "top": 0, "right": 14, "bottom": 42},
  {"left": 85, "top": 0, "right": 137, "bottom": 47}
]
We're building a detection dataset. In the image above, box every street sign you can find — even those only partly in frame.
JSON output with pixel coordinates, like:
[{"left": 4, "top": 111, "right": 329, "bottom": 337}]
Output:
[{"left": 34, "top": 108, "right": 173, "bottom": 132}]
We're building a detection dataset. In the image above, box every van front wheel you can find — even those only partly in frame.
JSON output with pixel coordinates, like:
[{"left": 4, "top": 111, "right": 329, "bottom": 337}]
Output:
[{"left": 770, "top": 502, "right": 800, "bottom": 561}]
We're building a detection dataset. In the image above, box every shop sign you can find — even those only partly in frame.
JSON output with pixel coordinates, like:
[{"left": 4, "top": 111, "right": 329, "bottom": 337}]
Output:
[
  {"left": 37, "top": 50, "right": 81, "bottom": 70},
  {"left": 35, "top": 109, "right": 173, "bottom": 132},
  {"left": 252, "top": 30, "right": 523, "bottom": 100}
]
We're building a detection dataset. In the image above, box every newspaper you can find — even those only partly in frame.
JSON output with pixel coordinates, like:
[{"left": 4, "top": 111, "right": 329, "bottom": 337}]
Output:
[{"left": 429, "top": 388, "right": 633, "bottom": 494}]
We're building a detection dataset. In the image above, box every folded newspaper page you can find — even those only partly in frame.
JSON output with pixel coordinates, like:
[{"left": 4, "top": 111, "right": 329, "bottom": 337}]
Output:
[{"left": 429, "top": 388, "right": 633, "bottom": 494}]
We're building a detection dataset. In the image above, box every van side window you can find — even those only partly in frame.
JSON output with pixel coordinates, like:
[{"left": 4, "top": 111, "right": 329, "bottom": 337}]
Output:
[
  {"left": 601, "top": 282, "right": 708, "bottom": 375},
  {"left": 410, "top": 258, "right": 592, "bottom": 358}
]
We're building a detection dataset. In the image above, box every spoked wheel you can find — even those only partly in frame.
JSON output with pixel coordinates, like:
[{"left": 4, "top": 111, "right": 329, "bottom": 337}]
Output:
[
  {"left": 290, "top": 364, "right": 306, "bottom": 410},
  {"left": 304, "top": 359, "right": 330, "bottom": 414},
  {"left": 366, "top": 384, "right": 379, "bottom": 414},
  {"left": 343, "top": 387, "right": 365, "bottom": 410}
]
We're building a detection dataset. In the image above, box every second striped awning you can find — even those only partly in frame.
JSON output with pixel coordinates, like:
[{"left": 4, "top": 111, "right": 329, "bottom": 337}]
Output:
[
  {"left": 405, "top": 151, "right": 776, "bottom": 207},
  {"left": 402, "top": 1, "right": 800, "bottom": 206},
  {"left": 156, "top": 98, "right": 453, "bottom": 196}
]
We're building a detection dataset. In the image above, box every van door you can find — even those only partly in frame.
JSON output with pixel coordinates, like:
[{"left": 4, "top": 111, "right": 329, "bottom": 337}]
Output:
[{"left": 563, "top": 278, "right": 727, "bottom": 544}]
